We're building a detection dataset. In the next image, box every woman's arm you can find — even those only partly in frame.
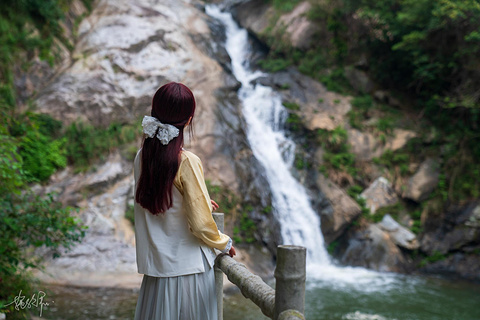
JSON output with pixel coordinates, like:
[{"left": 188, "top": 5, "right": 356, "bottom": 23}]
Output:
[{"left": 179, "top": 152, "right": 233, "bottom": 253}]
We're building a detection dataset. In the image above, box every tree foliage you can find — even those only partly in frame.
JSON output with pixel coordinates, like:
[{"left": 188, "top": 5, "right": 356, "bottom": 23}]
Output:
[
  {"left": 340, "top": 0, "right": 480, "bottom": 111},
  {"left": 0, "top": 1, "right": 93, "bottom": 317}
]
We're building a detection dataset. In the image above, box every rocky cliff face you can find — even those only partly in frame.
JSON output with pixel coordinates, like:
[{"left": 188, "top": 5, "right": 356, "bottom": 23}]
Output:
[{"left": 31, "top": 0, "right": 279, "bottom": 286}]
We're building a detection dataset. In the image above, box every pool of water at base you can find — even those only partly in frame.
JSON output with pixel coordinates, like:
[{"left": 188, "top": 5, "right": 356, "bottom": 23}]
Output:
[{"left": 38, "top": 274, "right": 480, "bottom": 320}]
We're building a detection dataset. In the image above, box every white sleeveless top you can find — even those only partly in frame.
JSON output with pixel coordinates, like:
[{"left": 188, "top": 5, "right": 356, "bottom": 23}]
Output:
[{"left": 133, "top": 149, "right": 229, "bottom": 277}]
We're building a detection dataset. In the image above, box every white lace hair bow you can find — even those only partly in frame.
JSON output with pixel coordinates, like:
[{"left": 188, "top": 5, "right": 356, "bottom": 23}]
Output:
[{"left": 142, "top": 116, "right": 180, "bottom": 145}]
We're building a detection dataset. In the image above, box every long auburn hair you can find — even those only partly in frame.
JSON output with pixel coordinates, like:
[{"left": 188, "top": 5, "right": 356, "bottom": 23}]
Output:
[{"left": 135, "top": 82, "right": 196, "bottom": 215}]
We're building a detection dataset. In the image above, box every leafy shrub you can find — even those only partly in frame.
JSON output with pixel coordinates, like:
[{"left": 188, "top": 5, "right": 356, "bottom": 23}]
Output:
[
  {"left": 65, "top": 121, "right": 139, "bottom": 170},
  {"left": 373, "top": 149, "right": 410, "bottom": 176},
  {"left": 351, "top": 95, "right": 373, "bottom": 110},
  {"left": 286, "top": 113, "right": 302, "bottom": 132},
  {"left": 319, "top": 68, "right": 351, "bottom": 94},
  {"left": 317, "top": 126, "right": 348, "bottom": 152},
  {"left": 324, "top": 151, "right": 356, "bottom": 175},
  {"left": 20, "top": 131, "right": 66, "bottom": 182},
  {"left": 258, "top": 58, "right": 291, "bottom": 72},
  {"left": 0, "top": 128, "right": 85, "bottom": 314},
  {"left": 272, "top": 0, "right": 302, "bottom": 12},
  {"left": 282, "top": 101, "right": 300, "bottom": 111}
]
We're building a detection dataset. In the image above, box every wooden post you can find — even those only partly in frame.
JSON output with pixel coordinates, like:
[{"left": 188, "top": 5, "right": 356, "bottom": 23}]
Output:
[
  {"left": 274, "top": 245, "right": 306, "bottom": 320},
  {"left": 212, "top": 212, "right": 224, "bottom": 320}
]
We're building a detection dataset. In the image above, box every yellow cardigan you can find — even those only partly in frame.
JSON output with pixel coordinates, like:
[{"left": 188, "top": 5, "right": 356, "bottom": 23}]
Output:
[{"left": 173, "top": 150, "right": 230, "bottom": 250}]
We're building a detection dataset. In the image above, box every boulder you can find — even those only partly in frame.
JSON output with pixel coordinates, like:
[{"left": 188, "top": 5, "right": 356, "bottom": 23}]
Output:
[
  {"left": 360, "top": 177, "right": 399, "bottom": 213},
  {"left": 378, "top": 214, "right": 419, "bottom": 250},
  {"left": 421, "top": 202, "right": 480, "bottom": 255},
  {"left": 347, "top": 128, "right": 380, "bottom": 161},
  {"left": 420, "top": 253, "right": 480, "bottom": 281},
  {"left": 384, "top": 129, "right": 416, "bottom": 151},
  {"left": 276, "top": 2, "right": 319, "bottom": 50},
  {"left": 403, "top": 158, "right": 440, "bottom": 202},
  {"left": 304, "top": 113, "right": 337, "bottom": 131},
  {"left": 316, "top": 174, "right": 361, "bottom": 243},
  {"left": 340, "top": 224, "right": 408, "bottom": 272},
  {"left": 232, "top": 1, "right": 318, "bottom": 50},
  {"left": 231, "top": 0, "right": 274, "bottom": 36}
]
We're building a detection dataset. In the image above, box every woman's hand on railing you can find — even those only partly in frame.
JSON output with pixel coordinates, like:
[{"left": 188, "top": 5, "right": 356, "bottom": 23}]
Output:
[
  {"left": 211, "top": 199, "right": 219, "bottom": 211},
  {"left": 228, "top": 245, "right": 236, "bottom": 257}
]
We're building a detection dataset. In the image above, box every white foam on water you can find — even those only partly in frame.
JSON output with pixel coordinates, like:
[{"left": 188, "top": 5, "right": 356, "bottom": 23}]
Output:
[{"left": 343, "top": 311, "right": 398, "bottom": 320}]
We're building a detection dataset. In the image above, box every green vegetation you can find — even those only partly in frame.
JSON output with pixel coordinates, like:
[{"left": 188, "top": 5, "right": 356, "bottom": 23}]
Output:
[
  {"left": 258, "top": 58, "right": 291, "bottom": 72},
  {"left": 65, "top": 121, "right": 140, "bottom": 171},
  {"left": 419, "top": 250, "right": 448, "bottom": 268},
  {"left": 238, "top": 211, "right": 257, "bottom": 244},
  {"left": 327, "top": 240, "right": 339, "bottom": 254},
  {"left": 316, "top": 126, "right": 358, "bottom": 177},
  {"left": 271, "top": 0, "right": 302, "bottom": 12},
  {"left": 373, "top": 149, "right": 411, "bottom": 176},
  {"left": 0, "top": 1, "right": 95, "bottom": 316},
  {"left": 9, "top": 113, "right": 67, "bottom": 182},
  {"left": 282, "top": 101, "right": 300, "bottom": 111},
  {"left": 286, "top": 113, "right": 303, "bottom": 132},
  {"left": 125, "top": 203, "right": 135, "bottom": 227},
  {"left": 0, "top": 132, "right": 86, "bottom": 316},
  {"left": 206, "top": 181, "right": 259, "bottom": 244},
  {"left": 260, "top": 0, "right": 480, "bottom": 205},
  {"left": 206, "top": 180, "right": 239, "bottom": 215},
  {"left": 294, "top": 152, "right": 311, "bottom": 170}
]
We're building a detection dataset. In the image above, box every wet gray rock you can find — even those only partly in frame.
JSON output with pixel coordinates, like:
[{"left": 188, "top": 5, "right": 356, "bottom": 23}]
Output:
[
  {"left": 421, "top": 202, "right": 480, "bottom": 255},
  {"left": 420, "top": 253, "right": 480, "bottom": 281},
  {"left": 339, "top": 224, "right": 409, "bottom": 272}
]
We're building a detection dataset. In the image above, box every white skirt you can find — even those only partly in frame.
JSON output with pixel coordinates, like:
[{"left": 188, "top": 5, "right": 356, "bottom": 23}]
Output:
[{"left": 134, "top": 252, "right": 218, "bottom": 320}]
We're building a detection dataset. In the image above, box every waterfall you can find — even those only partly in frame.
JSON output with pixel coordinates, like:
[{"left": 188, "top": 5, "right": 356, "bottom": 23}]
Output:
[
  {"left": 205, "top": 6, "right": 412, "bottom": 292},
  {"left": 206, "top": 5, "right": 330, "bottom": 267}
]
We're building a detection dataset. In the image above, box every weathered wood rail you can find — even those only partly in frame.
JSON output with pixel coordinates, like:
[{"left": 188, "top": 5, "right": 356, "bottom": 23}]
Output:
[{"left": 213, "top": 213, "right": 306, "bottom": 320}]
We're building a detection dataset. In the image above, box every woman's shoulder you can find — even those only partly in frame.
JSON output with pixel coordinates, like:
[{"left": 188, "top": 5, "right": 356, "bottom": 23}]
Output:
[{"left": 180, "top": 149, "right": 201, "bottom": 164}]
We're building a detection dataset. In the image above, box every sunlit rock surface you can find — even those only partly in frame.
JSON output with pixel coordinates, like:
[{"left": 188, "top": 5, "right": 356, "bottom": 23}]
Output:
[{"left": 361, "top": 177, "right": 399, "bottom": 214}]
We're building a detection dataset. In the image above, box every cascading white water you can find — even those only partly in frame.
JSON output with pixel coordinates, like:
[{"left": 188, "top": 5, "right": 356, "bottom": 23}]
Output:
[
  {"left": 205, "top": 6, "right": 412, "bottom": 292},
  {"left": 205, "top": 5, "right": 330, "bottom": 266}
]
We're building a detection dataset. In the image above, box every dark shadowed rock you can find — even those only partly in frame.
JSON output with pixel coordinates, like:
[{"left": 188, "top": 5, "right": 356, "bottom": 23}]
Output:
[
  {"left": 421, "top": 202, "right": 480, "bottom": 255},
  {"left": 420, "top": 253, "right": 480, "bottom": 281},
  {"left": 344, "top": 66, "right": 375, "bottom": 93}
]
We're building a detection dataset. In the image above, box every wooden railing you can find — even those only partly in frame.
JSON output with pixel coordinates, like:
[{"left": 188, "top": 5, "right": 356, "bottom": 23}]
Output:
[{"left": 213, "top": 213, "right": 306, "bottom": 320}]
